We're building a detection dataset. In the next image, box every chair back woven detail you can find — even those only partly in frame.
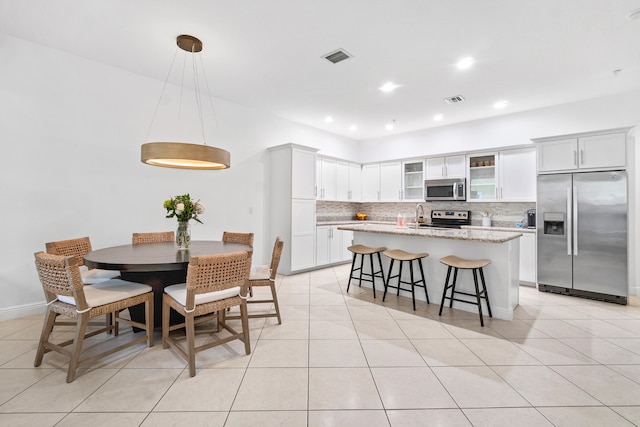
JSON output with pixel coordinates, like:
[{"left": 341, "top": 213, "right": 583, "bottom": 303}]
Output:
[
  {"left": 184, "top": 251, "right": 252, "bottom": 311},
  {"left": 132, "top": 231, "right": 175, "bottom": 245},
  {"left": 45, "top": 236, "right": 92, "bottom": 265},
  {"left": 35, "top": 252, "right": 88, "bottom": 307},
  {"left": 222, "top": 231, "right": 254, "bottom": 247}
]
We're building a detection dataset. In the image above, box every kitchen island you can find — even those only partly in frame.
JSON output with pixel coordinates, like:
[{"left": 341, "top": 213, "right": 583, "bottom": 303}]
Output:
[{"left": 338, "top": 223, "right": 523, "bottom": 321}]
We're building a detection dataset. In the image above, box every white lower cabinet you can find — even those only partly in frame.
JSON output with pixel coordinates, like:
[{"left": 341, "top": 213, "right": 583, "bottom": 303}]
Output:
[
  {"left": 316, "top": 226, "right": 352, "bottom": 266},
  {"left": 519, "top": 232, "right": 536, "bottom": 284},
  {"left": 291, "top": 199, "right": 316, "bottom": 271}
]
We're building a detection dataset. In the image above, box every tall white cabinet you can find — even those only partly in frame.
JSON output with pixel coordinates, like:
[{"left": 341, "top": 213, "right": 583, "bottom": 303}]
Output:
[{"left": 269, "top": 144, "right": 318, "bottom": 274}]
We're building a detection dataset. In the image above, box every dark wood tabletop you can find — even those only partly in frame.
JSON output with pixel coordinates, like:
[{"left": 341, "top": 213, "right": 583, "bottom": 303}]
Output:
[
  {"left": 84, "top": 240, "right": 253, "bottom": 327},
  {"left": 84, "top": 240, "right": 252, "bottom": 272}
]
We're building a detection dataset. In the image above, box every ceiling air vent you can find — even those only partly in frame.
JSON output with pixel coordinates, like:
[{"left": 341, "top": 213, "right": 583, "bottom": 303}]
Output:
[
  {"left": 323, "top": 49, "right": 352, "bottom": 64},
  {"left": 444, "top": 95, "right": 465, "bottom": 104}
]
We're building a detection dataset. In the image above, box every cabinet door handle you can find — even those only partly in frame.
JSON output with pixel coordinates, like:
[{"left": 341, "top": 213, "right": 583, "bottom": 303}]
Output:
[
  {"left": 377, "top": 190, "right": 380, "bottom": 200},
  {"left": 580, "top": 149, "right": 584, "bottom": 165},
  {"left": 501, "top": 187, "right": 503, "bottom": 199}
]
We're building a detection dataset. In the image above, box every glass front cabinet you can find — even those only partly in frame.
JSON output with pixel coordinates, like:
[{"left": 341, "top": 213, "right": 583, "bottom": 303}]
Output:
[
  {"left": 402, "top": 160, "right": 424, "bottom": 201},
  {"left": 468, "top": 153, "right": 497, "bottom": 201}
]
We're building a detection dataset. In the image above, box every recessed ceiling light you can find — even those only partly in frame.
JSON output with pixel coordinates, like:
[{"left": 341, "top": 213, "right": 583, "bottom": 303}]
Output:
[
  {"left": 433, "top": 114, "right": 444, "bottom": 121},
  {"left": 324, "top": 116, "right": 334, "bottom": 123},
  {"left": 379, "top": 82, "right": 399, "bottom": 92},
  {"left": 385, "top": 120, "right": 396, "bottom": 131},
  {"left": 348, "top": 125, "right": 357, "bottom": 131},
  {"left": 493, "top": 100, "right": 509, "bottom": 109},
  {"left": 456, "top": 57, "right": 475, "bottom": 69}
]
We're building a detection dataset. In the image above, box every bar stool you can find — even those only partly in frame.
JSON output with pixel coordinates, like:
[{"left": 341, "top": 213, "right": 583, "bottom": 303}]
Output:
[
  {"left": 438, "top": 255, "right": 492, "bottom": 326},
  {"left": 346, "top": 245, "right": 386, "bottom": 298},
  {"left": 382, "top": 249, "right": 429, "bottom": 310}
]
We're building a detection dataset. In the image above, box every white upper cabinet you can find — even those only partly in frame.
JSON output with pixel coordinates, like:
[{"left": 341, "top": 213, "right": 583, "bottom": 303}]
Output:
[
  {"left": 336, "top": 160, "right": 349, "bottom": 201},
  {"left": 425, "top": 155, "right": 466, "bottom": 179},
  {"left": 292, "top": 148, "right": 316, "bottom": 200},
  {"left": 499, "top": 147, "right": 536, "bottom": 201},
  {"left": 348, "top": 163, "right": 362, "bottom": 202},
  {"left": 317, "top": 156, "right": 361, "bottom": 201},
  {"left": 402, "top": 160, "right": 424, "bottom": 201},
  {"left": 537, "top": 132, "right": 626, "bottom": 173},
  {"left": 316, "top": 157, "right": 337, "bottom": 200},
  {"left": 468, "top": 153, "right": 497, "bottom": 201},
  {"left": 361, "top": 164, "right": 381, "bottom": 202},
  {"left": 379, "top": 161, "right": 402, "bottom": 202},
  {"left": 578, "top": 133, "right": 626, "bottom": 170}
]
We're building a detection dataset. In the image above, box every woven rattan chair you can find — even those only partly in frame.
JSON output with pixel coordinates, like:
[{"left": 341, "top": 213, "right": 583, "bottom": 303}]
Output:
[
  {"left": 33, "top": 252, "right": 154, "bottom": 383},
  {"left": 45, "top": 237, "right": 120, "bottom": 284},
  {"left": 222, "top": 231, "right": 254, "bottom": 247},
  {"left": 228, "top": 237, "right": 284, "bottom": 324},
  {"left": 162, "top": 250, "right": 252, "bottom": 377},
  {"left": 46, "top": 236, "right": 120, "bottom": 329},
  {"left": 132, "top": 231, "right": 175, "bottom": 245}
]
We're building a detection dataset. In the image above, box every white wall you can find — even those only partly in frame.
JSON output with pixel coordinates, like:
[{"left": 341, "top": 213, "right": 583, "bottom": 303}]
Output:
[{"left": 0, "top": 34, "right": 358, "bottom": 320}]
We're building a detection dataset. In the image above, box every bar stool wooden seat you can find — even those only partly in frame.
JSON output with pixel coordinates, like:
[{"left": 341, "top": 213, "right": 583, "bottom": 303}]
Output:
[
  {"left": 382, "top": 249, "right": 429, "bottom": 310},
  {"left": 346, "top": 245, "right": 386, "bottom": 298},
  {"left": 438, "top": 255, "right": 492, "bottom": 326}
]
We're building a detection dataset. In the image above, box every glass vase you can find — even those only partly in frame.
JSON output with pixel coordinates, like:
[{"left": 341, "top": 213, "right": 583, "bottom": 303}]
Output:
[{"left": 176, "top": 221, "right": 191, "bottom": 250}]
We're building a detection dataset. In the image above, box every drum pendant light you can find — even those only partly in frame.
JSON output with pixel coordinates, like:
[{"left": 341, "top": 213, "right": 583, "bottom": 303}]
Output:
[{"left": 141, "top": 35, "right": 230, "bottom": 170}]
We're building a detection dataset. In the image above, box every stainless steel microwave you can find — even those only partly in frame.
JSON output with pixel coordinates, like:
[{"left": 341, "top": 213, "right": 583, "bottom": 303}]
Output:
[{"left": 424, "top": 178, "right": 466, "bottom": 201}]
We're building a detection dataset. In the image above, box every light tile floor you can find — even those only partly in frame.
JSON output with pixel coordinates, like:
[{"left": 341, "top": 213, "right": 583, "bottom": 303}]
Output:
[{"left": 2, "top": 264, "right": 640, "bottom": 426}]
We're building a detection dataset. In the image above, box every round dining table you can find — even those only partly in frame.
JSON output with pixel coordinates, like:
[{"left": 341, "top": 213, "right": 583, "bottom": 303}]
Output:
[{"left": 84, "top": 241, "right": 253, "bottom": 327}]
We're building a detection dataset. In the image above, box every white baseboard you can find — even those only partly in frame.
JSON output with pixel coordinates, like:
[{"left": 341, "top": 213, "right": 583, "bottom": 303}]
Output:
[{"left": 0, "top": 302, "right": 46, "bottom": 321}]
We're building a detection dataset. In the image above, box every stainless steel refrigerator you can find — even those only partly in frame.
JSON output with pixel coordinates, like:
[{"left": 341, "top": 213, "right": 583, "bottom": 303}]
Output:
[{"left": 537, "top": 171, "right": 627, "bottom": 303}]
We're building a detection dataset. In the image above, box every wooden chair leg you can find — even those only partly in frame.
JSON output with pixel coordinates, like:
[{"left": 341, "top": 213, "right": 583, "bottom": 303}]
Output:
[
  {"left": 240, "top": 302, "right": 251, "bottom": 355},
  {"left": 162, "top": 295, "right": 170, "bottom": 349},
  {"left": 145, "top": 294, "right": 154, "bottom": 347},
  {"left": 186, "top": 313, "right": 196, "bottom": 377},
  {"left": 113, "top": 311, "right": 119, "bottom": 336},
  {"left": 66, "top": 313, "right": 90, "bottom": 383},
  {"left": 270, "top": 282, "right": 282, "bottom": 324},
  {"left": 34, "top": 309, "right": 57, "bottom": 367}
]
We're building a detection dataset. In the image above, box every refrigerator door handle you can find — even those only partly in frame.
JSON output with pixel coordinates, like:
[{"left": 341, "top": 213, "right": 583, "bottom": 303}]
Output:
[
  {"left": 573, "top": 186, "right": 578, "bottom": 256},
  {"left": 567, "top": 187, "right": 572, "bottom": 256}
]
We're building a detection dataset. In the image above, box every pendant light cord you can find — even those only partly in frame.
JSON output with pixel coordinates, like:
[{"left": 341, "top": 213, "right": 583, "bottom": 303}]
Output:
[
  {"left": 191, "top": 44, "right": 207, "bottom": 145},
  {"left": 199, "top": 54, "right": 219, "bottom": 143},
  {"left": 145, "top": 46, "right": 180, "bottom": 141}
]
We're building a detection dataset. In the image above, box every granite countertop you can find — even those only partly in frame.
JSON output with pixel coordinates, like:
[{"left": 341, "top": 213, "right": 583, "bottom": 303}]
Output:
[
  {"left": 318, "top": 221, "right": 535, "bottom": 234},
  {"left": 317, "top": 220, "right": 392, "bottom": 226},
  {"left": 337, "top": 223, "right": 523, "bottom": 243},
  {"left": 463, "top": 225, "right": 536, "bottom": 234}
]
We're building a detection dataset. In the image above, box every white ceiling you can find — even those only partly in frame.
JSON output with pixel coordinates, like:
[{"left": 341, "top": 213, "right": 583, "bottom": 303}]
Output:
[{"left": 2, "top": 0, "right": 640, "bottom": 140}]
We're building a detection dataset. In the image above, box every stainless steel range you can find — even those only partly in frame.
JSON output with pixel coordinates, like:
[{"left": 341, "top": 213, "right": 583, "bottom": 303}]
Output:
[{"left": 420, "top": 210, "right": 470, "bottom": 229}]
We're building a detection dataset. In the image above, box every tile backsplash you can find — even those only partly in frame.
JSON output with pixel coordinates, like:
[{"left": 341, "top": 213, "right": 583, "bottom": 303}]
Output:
[{"left": 316, "top": 200, "right": 535, "bottom": 227}]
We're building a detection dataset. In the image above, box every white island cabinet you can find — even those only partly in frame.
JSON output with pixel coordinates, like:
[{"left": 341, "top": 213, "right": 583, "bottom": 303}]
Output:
[
  {"left": 269, "top": 144, "right": 317, "bottom": 274},
  {"left": 337, "top": 224, "right": 522, "bottom": 321}
]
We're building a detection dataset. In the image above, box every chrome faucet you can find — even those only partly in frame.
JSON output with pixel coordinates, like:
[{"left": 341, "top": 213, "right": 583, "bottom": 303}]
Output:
[{"left": 415, "top": 203, "right": 424, "bottom": 229}]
